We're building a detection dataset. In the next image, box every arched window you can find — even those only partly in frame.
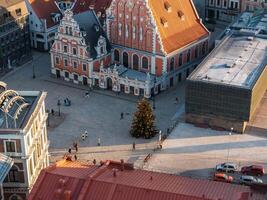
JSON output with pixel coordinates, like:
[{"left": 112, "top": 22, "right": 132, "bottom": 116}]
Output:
[
  {"left": 187, "top": 49, "right": 191, "bottom": 63},
  {"left": 133, "top": 54, "right": 139, "bottom": 71},
  {"left": 9, "top": 194, "right": 23, "bottom": 200},
  {"left": 8, "top": 165, "right": 19, "bottom": 182},
  {"left": 142, "top": 57, "right": 149, "bottom": 69},
  {"left": 170, "top": 57, "right": 174, "bottom": 71},
  {"left": 123, "top": 52, "right": 129, "bottom": 67},
  {"left": 195, "top": 46, "right": 199, "bottom": 59},
  {"left": 114, "top": 49, "right": 120, "bottom": 63},
  {"left": 179, "top": 54, "right": 183, "bottom": 66}
]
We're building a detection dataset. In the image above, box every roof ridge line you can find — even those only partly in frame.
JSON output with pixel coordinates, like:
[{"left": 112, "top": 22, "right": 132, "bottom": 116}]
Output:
[{"left": 77, "top": 161, "right": 111, "bottom": 200}]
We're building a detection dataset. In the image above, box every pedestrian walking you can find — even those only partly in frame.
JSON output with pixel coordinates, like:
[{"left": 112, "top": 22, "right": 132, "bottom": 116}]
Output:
[
  {"left": 93, "top": 159, "right": 96, "bottom": 165},
  {"left": 68, "top": 147, "right": 72, "bottom": 154},
  {"left": 74, "top": 154, "right": 77, "bottom": 161},
  {"left": 120, "top": 112, "right": 124, "bottom": 119},
  {"left": 175, "top": 97, "right": 179, "bottom": 104},
  {"left": 132, "top": 141, "right": 136, "bottom": 150},
  {"left": 85, "top": 91, "right": 90, "bottom": 98},
  {"left": 51, "top": 109, "right": 54, "bottom": 116},
  {"left": 73, "top": 142, "right": 78, "bottom": 152}
]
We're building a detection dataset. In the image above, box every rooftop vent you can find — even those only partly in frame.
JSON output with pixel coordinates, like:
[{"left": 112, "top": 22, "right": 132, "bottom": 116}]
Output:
[
  {"left": 94, "top": 24, "right": 100, "bottom": 32},
  {"left": 247, "top": 36, "right": 254, "bottom": 41},
  {"left": 164, "top": 1, "right": 172, "bottom": 12},
  {"left": 160, "top": 17, "right": 168, "bottom": 27},
  {"left": 204, "top": 75, "right": 211, "bottom": 80},
  {"left": 177, "top": 10, "right": 185, "bottom": 20}
]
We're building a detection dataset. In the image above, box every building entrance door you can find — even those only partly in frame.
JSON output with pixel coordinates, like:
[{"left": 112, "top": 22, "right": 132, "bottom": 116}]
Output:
[
  {"left": 107, "top": 77, "right": 112, "bottom": 90},
  {"left": 83, "top": 77, "right": 88, "bottom": 85},
  {"left": 56, "top": 70, "right": 60, "bottom": 78},
  {"left": 170, "top": 77, "right": 173, "bottom": 87}
]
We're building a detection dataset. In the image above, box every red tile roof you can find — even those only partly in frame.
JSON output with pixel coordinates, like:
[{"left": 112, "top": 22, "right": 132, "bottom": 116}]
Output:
[
  {"left": 29, "top": 0, "right": 61, "bottom": 28},
  {"left": 72, "top": 0, "right": 112, "bottom": 14},
  {"left": 28, "top": 159, "right": 266, "bottom": 200}
]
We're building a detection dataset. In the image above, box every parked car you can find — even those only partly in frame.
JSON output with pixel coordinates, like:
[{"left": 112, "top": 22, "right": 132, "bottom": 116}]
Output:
[
  {"left": 241, "top": 165, "right": 265, "bottom": 176},
  {"left": 216, "top": 163, "right": 238, "bottom": 173},
  {"left": 213, "top": 173, "right": 233, "bottom": 183},
  {"left": 240, "top": 175, "right": 263, "bottom": 186}
]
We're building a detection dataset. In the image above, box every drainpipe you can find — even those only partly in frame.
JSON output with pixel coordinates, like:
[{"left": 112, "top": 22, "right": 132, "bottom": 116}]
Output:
[{"left": 0, "top": 183, "right": 4, "bottom": 200}]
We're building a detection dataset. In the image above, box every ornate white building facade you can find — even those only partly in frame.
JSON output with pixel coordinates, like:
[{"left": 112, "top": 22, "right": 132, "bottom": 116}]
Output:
[{"left": 0, "top": 82, "right": 49, "bottom": 200}]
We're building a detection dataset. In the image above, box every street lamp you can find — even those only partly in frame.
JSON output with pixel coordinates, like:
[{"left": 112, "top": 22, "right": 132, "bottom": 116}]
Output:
[
  {"left": 32, "top": 62, "right": 36, "bottom": 79},
  {"left": 57, "top": 100, "right": 61, "bottom": 116},
  {"left": 226, "top": 127, "right": 233, "bottom": 164},
  {"left": 152, "top": 76, "right": 156, "bottom": 110}
]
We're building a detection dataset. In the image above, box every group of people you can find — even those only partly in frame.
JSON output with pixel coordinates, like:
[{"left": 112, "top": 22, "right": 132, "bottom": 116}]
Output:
[
  {"left": 67, "top": 142, "right": 78, "bottom": 161},
  {"left": 81, "top": 131, "right": 88, "bottom": 141}
]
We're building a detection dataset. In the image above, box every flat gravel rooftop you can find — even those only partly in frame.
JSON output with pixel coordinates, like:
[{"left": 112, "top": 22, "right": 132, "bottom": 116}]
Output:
[{"left": 189, "top": 34, "right": 267, "bottom": 88}]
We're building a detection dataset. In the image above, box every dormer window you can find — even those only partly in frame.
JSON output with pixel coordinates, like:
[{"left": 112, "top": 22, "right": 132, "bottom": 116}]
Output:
[
  {"left": 15, "top": 8, "right": 21, "bottom": 16},
  {"left": 95, "top": 36, "right": 107, "bottom": 57},
  {"left": 164, "top": 1, "right": 171, "bottom": 12},
  {"left": 178, "top": 10, "right": 185, "bottom": 20},
  {"left": 160, "top": 17, "right": 168, "bottom": 27}
]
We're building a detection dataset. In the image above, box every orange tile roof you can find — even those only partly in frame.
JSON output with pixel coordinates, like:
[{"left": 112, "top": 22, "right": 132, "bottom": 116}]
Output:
[
  {"left": 28, "top": 159, "right": 266, "bottom": 200},
  {"left": 148, "top": 0, "right": 209, "bottom": 55},
  {"left": 29, "top": 0, "right": 61, "bottom": 28}
]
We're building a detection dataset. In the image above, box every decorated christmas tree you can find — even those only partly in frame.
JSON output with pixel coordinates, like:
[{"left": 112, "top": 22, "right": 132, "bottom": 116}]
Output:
[{"left": 130, "top": 98, "right": 157, "bottom": 139}]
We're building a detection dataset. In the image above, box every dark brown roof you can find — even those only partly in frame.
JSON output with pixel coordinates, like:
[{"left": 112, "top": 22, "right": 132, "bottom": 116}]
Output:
[
  {"left": 72, "top": 0, "right": 112, "bottom": 14},
  {"left": 29, "top": 0, "right": 61, "bottom": 28}
]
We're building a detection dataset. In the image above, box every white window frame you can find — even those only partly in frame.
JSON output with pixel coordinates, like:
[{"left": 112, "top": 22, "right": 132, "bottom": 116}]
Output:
[{"left": 4, "top": 140, "right": 17, "bottom": 153}]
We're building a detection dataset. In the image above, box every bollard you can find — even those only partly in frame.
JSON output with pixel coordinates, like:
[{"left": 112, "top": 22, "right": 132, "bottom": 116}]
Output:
[{"left": 98, "top": 138, "right": 101, "bottom": 146}]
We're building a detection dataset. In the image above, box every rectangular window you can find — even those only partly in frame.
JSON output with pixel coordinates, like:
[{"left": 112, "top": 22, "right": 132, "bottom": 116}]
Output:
[
  {"left": 64, "top": 59, "right": 68, "bottom": 67},
  {"left": 73, "top": 61, "right": 77, "bottom": 68},
  {"left": 73, "top": 48, "right": 77, "bottom": 55},
  {"left": 82, "top": 63, "right": 87, "bottom": 71},
  {"left": 55, "top": 57, "right": 59, "bottom": 64},
  {"left": 5, "top": 141, "right": 16, "bottom": 152},
  {"left": 64, "top": 45, "right": 68, "bottom": 53}
]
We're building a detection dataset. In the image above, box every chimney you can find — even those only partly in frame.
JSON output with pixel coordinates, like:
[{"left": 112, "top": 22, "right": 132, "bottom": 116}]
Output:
[
  {"left": 64, "top": 190, "right": 71, "bottom": 200},
  {"left": 54, "top": 188, "right": 63, "bottom": 199},
  {"left": 59, "top": 178, "right": 66, "bottom": 188},
  {"left": 113, "top": 168, "right": 117, "bottom": 177},
  {"left": 120, "top": 159, "right": 124, "bottom": 171}
]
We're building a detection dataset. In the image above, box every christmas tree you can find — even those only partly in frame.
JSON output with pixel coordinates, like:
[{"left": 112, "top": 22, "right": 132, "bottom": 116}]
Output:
[{"left": 130, "top": 98, "right": 157, "bottom": 139}]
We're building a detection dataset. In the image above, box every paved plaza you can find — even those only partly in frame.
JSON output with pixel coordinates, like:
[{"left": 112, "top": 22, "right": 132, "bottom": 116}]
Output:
[
  {"left": 2, "top": 50, "right": 267, "bottom": 183},
  {"left": 1, "top": 51, "right": 184, "bottom": 164},
  {"left": 144, "top": 122, "right": 267, "bottom": 182}
]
